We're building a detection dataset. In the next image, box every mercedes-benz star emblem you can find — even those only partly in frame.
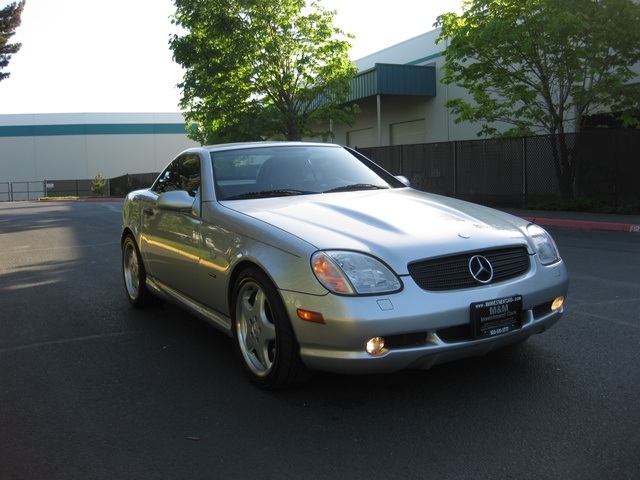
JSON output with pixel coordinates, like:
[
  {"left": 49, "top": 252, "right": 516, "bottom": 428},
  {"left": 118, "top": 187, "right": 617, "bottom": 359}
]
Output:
[{"left": 469, "top": 255, "right": 494, "bottom": 283}]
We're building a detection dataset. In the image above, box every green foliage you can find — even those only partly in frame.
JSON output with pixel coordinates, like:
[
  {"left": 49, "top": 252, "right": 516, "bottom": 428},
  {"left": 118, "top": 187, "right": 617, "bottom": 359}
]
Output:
[
  {"left": 525, "top": 198, "right": 640, "bottom": 215},
  {"left": 437, "top": 0, "right": 640, "bottom": 199},
  {"left": 91, "top": 172, "right": 107, "bottom": 197},
  {"left": 170, "top": 0, "right": 358, "bottom": 144},
  {"left": 437, "top": 0, "right": 640, "bottom": 136},
  {"left": 0, "top": 0, "right": 25, "bottom": 82}
]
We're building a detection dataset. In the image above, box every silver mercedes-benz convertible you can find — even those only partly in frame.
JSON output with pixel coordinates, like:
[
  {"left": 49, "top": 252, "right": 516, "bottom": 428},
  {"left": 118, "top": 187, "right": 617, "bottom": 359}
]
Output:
[{"left": 121, "top": 142, "right": 568, "bottom": 389}]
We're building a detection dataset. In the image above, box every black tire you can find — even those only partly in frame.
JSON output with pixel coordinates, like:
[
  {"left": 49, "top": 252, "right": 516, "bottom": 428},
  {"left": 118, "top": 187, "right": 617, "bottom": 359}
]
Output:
[
  {"left": 232, "top": 267, "right": 312, "bottom": 389},
  {"left": 121, "top": 234, "right": 158, "bottom": 308}
]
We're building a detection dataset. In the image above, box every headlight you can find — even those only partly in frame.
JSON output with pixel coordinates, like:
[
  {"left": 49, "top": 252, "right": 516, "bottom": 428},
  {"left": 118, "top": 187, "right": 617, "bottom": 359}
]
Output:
[
  {"left": 311, "top": 251, "right": 402, "bottom": 295},
  {"left": 527, "top": 224, "right": 560, "bottom": 265}
]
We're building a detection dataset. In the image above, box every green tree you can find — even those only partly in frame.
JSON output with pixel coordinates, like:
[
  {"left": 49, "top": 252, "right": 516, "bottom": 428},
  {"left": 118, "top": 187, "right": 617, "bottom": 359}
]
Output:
[
  {"left": 0, "top": 0, "right": 25, "bottom": 82},
  {"left": 91, "top": 172, "right": 107, "bottom": 197},
  {"left": 170, "top": 0, "right": 358, "bottom": 144},
  {"left": 437, "top": 0, "right": 640, "bottom": 199}
]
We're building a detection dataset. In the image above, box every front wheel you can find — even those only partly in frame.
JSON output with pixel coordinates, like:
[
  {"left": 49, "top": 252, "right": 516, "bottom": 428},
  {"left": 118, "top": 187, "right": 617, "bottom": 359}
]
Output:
[
  {"left": 232, "top": 267, "right": 311, "bottom": 389},
  {"left": 122, "top": 234, "right": 158, "bottom": 308}
]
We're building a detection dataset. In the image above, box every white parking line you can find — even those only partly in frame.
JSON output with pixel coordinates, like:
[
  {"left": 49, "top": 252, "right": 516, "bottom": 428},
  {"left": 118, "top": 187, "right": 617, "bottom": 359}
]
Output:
[{"left": 0, "top": 331, "right": 133, "bottom": 354}]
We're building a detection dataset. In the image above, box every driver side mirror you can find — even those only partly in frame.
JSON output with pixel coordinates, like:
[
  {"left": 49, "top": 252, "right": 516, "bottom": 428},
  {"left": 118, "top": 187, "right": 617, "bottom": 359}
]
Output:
[{"left": 157, "top": 190, "right": 195, "bottom": 212}]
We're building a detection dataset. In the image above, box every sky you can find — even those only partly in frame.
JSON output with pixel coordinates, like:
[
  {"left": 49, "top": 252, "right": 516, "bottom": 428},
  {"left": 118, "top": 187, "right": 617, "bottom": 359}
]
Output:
[{"left": 0, "top": 0, "right": 463, "bottom": 115}]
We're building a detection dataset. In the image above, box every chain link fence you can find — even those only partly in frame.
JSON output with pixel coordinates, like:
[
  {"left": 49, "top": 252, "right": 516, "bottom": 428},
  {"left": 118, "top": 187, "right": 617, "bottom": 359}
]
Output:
[
  {"left": 574, "top": 129, "right": 640, "bottom": 206},
  {"left": 109, "top": 173, "right": 159, "bottom": 197},
  {"left": 0, "top": 174, "right": 159, "bottom": 202},
  {"left": 0, "top": 181, "right": 46, "bottom": 201},
  {"left": 0, "top": 182, "right": 8, "bottom": 202},
  {"left": 44, "top": 179, "right": 97, "bottom": 198},
  {"left": 2, "top": 131, "right": 638, "bottom": 206},
  {"left": 359, "top": 130, "right": 640, "bottom": 208}
]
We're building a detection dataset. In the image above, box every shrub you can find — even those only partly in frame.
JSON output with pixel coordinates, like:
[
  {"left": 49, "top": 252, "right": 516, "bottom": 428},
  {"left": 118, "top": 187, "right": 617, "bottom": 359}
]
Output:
[{"left": 91, "top": 172, "right": 107, "bottom": 197}]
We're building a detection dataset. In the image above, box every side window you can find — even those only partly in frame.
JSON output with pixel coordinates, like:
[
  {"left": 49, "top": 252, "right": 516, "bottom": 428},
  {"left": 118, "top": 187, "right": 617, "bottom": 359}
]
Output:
[{"left": 152, "top": 154, "right": 201, "bottom": 196}]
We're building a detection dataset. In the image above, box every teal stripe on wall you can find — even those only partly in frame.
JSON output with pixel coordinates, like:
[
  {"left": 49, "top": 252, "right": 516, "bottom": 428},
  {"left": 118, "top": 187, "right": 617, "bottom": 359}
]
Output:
[
  {"left": 0, "top": 123, "right": 188, "bottom": 138},
  {"left": 407, "top": 52, "right": 442, "bottom": 66}
]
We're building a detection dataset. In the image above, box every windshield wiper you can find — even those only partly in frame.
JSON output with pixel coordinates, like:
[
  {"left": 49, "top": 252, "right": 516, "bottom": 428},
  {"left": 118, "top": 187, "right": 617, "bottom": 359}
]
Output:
[
  {"left": 225, "top": 189, "right": 314, "bottom": 200},
  {"left": 325, "top": 184, "right": 388, "bottom": 193}
]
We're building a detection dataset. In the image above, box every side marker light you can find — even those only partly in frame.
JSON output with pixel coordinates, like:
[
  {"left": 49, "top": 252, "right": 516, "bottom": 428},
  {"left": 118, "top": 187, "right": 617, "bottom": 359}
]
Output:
[{"left": 297, "top": 309, "right": 325, "bottom": 324}]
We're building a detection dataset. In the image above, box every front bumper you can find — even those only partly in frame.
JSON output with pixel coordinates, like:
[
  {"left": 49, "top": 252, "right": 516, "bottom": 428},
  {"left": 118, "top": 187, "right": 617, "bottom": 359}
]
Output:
[{"left": 280, "top": 261, "right": 568, "bottom": 374}]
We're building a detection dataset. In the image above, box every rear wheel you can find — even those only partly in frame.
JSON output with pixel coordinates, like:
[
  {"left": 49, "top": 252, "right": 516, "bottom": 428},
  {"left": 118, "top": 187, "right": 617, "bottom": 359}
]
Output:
[
  {"left": 122, "top": 234, "right": 157, "bottom": 308},
  {"left": 233, "top": 267, "right": 311, "bottom": 389}
]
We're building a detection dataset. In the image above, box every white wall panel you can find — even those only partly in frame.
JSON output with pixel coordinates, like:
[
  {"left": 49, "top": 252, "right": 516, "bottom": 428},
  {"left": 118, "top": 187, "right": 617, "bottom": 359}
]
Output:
[
  {"left": 0, "top": 137, "right": 37, "bottom": 181},
  {"left": 34, "top": 136, "right": 88, "bottom": 180},
  {"left": 0, "top": 113, "right": 199, "bottom": 184}
]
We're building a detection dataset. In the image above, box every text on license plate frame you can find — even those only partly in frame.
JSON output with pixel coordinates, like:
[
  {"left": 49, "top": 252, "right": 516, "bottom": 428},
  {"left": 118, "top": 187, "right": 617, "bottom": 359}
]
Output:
[{"left": 471, "top": 295, "right": 523, "bottom": 339}]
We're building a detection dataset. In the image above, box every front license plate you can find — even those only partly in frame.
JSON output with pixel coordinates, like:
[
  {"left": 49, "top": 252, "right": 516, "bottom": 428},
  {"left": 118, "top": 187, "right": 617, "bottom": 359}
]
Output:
[{"left": 471, "top": 295, "right": 523, "bottom": 339}]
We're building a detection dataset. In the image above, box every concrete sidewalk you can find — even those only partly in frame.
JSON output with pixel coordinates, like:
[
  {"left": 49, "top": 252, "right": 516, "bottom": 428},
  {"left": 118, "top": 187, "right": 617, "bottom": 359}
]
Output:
[{"left": 505, "top": 209, "right": 640, "bottom": 234}]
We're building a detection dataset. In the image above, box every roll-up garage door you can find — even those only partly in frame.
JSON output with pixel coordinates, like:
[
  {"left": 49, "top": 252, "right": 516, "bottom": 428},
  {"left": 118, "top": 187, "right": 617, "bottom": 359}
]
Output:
[
  {"left": 346, "top": 127, "right": 376, "bottom": 148},
  {"left": 390, "top": 119, "right": 425, "bottom": 145}
]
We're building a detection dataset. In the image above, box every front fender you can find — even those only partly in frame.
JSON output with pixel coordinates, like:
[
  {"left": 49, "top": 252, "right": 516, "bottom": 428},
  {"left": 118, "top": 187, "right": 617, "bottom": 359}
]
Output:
[{"left": 121, "top": 189, "right": 156, "bottom": 245}]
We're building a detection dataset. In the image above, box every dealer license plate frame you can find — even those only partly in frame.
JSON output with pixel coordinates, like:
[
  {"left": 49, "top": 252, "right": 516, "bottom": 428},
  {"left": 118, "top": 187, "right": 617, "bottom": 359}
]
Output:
[{"left": 471, "top": 295, "right": 523, "bottom": 339}]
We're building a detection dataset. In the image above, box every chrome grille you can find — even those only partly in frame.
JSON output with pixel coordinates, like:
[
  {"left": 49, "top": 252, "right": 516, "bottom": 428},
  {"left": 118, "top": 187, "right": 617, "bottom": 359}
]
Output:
[{"left": 408, "top": 247, "right": 530, "bottom": 291}]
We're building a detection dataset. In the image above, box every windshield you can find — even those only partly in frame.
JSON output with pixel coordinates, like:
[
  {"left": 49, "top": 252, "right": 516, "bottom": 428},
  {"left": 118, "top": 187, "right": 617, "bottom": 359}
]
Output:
[{"left": 211, "top": 145, "right": 403, "bottom": 200}]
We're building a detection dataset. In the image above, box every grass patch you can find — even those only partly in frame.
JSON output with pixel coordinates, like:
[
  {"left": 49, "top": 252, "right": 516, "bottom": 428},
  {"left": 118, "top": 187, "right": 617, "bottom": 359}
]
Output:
[{"left": 38, "top": 196, "right": 81, "bottom": 201}]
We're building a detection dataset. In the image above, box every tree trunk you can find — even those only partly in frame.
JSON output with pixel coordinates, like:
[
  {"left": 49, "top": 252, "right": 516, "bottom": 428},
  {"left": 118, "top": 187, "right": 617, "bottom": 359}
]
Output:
[{"left": 549, "top": 133, "right": 577, "bottom": 201}]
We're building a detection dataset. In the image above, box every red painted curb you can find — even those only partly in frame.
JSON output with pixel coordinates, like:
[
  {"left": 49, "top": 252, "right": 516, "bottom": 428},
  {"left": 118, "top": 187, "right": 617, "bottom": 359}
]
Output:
[
  {"left": 524, "top": 216, "right": 640, "bottom": 234},
  {"left": 38, "top": 197, "right": 125, "bottom": 202}
]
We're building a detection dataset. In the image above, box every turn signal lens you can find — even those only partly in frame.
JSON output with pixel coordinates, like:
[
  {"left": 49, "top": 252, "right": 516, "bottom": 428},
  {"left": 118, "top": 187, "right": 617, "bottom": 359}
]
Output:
[
  {"left": 297, "top": 308, "right": 325, "bottom": 324},
  {"left": 311, "top": 251, "right": 401, "bottom": 295},
  {"left": 551, "top": 296, "right": 564, "bottom": 312},
  {"left": 366, "top": 336, "right": 386, "bottom": 356},
  {"left": 312, "top": 253, "right": 355, "bottom": 295}
]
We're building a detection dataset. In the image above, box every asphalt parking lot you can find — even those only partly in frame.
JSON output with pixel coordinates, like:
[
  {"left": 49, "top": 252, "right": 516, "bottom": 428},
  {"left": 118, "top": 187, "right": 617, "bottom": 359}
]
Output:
[{"left": 1, "top": 200, "right": 639, "bottom": 479}]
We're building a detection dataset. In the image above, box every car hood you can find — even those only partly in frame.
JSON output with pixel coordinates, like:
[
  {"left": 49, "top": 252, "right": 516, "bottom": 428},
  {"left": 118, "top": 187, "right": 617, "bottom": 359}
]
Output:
[{"left": 224, "top": 189, "right": 533, "bottom": 274}]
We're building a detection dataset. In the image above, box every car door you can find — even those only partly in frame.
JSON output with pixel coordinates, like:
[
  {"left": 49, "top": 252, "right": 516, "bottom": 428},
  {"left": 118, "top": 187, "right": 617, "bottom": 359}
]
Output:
[{"left": 140, "top": 154, "right": 203, "bottom": 297}]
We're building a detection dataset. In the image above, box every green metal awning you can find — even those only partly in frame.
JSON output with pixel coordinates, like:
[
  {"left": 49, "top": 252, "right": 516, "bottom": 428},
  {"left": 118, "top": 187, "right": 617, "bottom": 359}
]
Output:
[{"left": 347, "top": 63, "right": 436, "bottom": 102}]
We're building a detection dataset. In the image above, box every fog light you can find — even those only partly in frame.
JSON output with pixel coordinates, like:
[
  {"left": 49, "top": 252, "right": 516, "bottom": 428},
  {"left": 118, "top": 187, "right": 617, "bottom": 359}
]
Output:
[
  {"left": 551, "top": 296, "right": 565, "bottom": 312},
  {"left": 366, "top": 336, "right": 386, "bottom": 356}
]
